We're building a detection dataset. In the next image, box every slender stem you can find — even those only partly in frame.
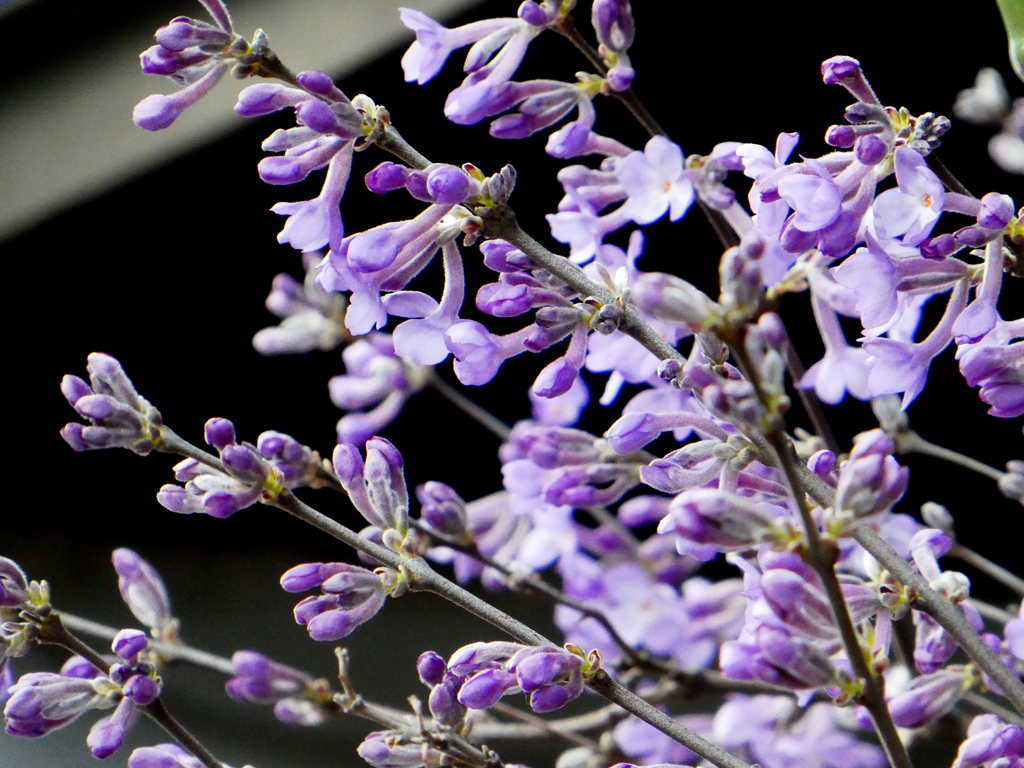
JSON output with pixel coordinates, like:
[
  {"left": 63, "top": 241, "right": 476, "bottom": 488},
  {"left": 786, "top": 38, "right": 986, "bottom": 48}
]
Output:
[
  {"left": 961, "top": 691, "right": 1024, "bottom": 727},
  {"left": 427, "top": 371, "right": 512, "bottom": 441},
  {"left": 967, "top": 598, "right": 1017, "bottom": 625},
  {"left": 925, "top": 154, "right": 973, "bottom": 198},
  {"left": 588, "top": 672, "right": 753, "bottom": 768},
  {"left": 894, "top": 430, "right": 1005, "bottom": 483},
  {"left": 765, "top": 432, "right": 914, "bottom": 768},
  {"left": 143, "top": 699, "right": 224, "bottom": 768},
  {"left": 782, "top": 341, "right": 841, "bottom": 456},
  {"left": 489, "top": 702, "right": 600, "bottom": 749},
  {"left": 791, "top": 450, "right": 1024, "bottom": 715},
  {"left": 474, "top": 704, "right": 621, "bottom": 741},
  {"left": 60, "top": 612, "right": 235, "bottom": 675},
  {"left": 35, "top": 615, "right": 110, "bottom": 673},
  {"left": 408, "top": 518, "right": 650, "bottom": 668},
  {"left": 948, "top": 542, "right": 1024, "bottom": 596},
  {"left": 550, "top": 16, "right": 666, "bottom": 138},
  {"left": 855, "top": 526, "right": 1024, "bottom": 714},
  {"left": 726, "top": 331, "right": 913, "bottom": 768},
  {"left": 35, "top": 615, "right": 225, "bottom": 768},
  {"left": 270, "top": 488, "right": 753, "bottom": 766}
]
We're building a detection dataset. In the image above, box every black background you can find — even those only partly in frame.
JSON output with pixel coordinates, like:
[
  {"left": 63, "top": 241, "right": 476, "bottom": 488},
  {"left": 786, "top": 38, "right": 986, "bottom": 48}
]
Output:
[{"left": 2, "top": 1, "right": 1022, "bottom": 767}]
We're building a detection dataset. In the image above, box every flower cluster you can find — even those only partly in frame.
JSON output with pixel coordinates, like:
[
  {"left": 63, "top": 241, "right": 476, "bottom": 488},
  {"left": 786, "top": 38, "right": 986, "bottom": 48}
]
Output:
[{"left": 12, "top": 2, "right": 1024, "bottom": 768}]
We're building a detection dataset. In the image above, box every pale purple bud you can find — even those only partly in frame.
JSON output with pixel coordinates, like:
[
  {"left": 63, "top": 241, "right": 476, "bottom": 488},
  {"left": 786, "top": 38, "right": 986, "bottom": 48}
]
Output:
[
  {"left": 821, "top": 56, "right": 879, "bottom": 105},
  {"left": 448, "top": 642, "right": 524, "bottom": 676},
  {"left": 889, "top": 667, "right": 968, "bottom": 728},
  {"left": 509, "top": 648, "right": 585, "bottom": 711},
  {"left": 128, "top": 744, "right": 204, "bottom": 768},
  {"left": 834, "top": 429, "right": 908, "bottom": 520},
  {"left": 204, "top": 417, "right": 236, "bottom": 451},
  {"left": 366, "top": 162, "right": 411, "bottom": 194},
  {"left": 631, "top": 272, "right": 718, "bottom": 328},
  {"left": 480, "top": 240, "right": 533, "bottom": 271},
  {"left": 659, "top": 488, "right": 785, "bottom": 551},
  {"left": 234, "top": 83, "right": 310, "bottom": 117},
  {"left": 428, "top": 675, "right": 466, "bottom": 725},
  {"left": 417, "top": 482, "right": 468, "bottom": 537},
  {"left": 458, "top": 668, "right": 520, "bottom": 709},
  {"left": 358, "top": 731, "right": 442, "bottom": 768},
  {"left": 921, "top": 502, "right": 955, "bottom": 531},
  {"left": 808, "top": 450, "right": 837, "bottom": 477},
  {"left": 280, "top": 562, "right": 351, "bottom": 593},
  {"left": 591, "top": 0, "right": 635, "bottom": 53},
  {"left": 257, "top": 431, "right": 318, "bottom": 488},
  {"left": 221, "top": 443, "right": 271, "bottom": 485},
  {"left": 826, "top": 125, "right": 857, "bottom": 148},
  {"left": 364, "top": 437, "right": 410, "bottom": 533},
  {"left": 111, "top": 549, "right": 174, "bottom": 635},
  {"left": 227, "top": 651, "right": 311, "bottom": 703},
  {"left": 0, "top": 557, "right": 29, "bottom": 608},
  {"left": 86, "top": 696, "right": 136, "bottom": 758},
  {"left": 855, "top": 134, "right": 887, "bottom": 165},
  {"left": 112, "top": 630, "right": 148, "bottom": 665},
  {"left": 296, "top": 70, "right": 338, "bottom": 95},
  {"left": 426, "top": 164, "right": 471, "bottom": 205},
  {"left": 756, "top": 625, "right": 836, "bottom": 688},
  {"left": 123, "top": 675, "right": 159, "bottom": 706},
  {"left": 518, "top": 1, "right": 553, "bottom": 26},
  {"left": 977, "top": 192, "right": 1015, "bottom": 230},
  {"left": 155, "top": 18, "right": 230, "bottom": 52},
  {"left": 952, "top": 714, "right": 1024, "bottom": 768},
  {"left": 4, "top": 672, "right": 118, "bottom": 736}
]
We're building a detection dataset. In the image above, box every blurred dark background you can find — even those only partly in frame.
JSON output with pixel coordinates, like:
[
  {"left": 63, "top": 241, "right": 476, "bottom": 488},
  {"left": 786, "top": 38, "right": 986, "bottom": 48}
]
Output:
[{"left": 2, "top": 0, "right": 1021, "bottom": 766}]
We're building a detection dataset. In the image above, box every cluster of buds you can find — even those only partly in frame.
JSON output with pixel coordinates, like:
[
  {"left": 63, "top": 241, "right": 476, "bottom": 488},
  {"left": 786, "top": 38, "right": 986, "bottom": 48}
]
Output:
[
  {"left": 4, "top": 631, "right": 161, "bottom": 757},
  {"left": 60, "top": 353, "right": 164, "bottom": 454},
  {"left": 157, "top": 418, "right": 285, "bottom": 518},
  {"left": 417, "top": 641, "right": 596, "bottom": 717},
  {"left": 280, "top": 562, "right": 404, "bottom": 642}
]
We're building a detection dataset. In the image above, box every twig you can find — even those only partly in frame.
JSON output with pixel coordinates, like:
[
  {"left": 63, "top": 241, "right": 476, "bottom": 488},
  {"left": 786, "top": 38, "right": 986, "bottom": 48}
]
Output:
[
  {"left": 893, "top": 430, "right": 1005, "bottom": 483},
  {"left": 948, "top": 542, "right": 1024, "bottom": 597},
  {"left": 427, "top": 371, "right": 512, "bottom": 442}
]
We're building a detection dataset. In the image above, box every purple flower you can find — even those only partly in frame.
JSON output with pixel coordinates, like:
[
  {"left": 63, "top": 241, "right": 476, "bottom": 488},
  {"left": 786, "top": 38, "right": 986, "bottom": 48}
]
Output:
[
  {"left": 253, "top": 257, "right": 349, "bottom": 356},
  {"left": 615, "top": 136, "right": 696, "bottom": 225},
  {"left": 0, "top": 558, "right": 30, "bottom": 609},
  {"left": 870, "top": 147, "right": 945, "bottom": 245},
  {"left": 832, "top": 429, "right": 908, "bottom": 524},
  {"left": 4, "top": 672, "right": 115, "bottom": 736},
  {"left": 659, "top": 489, "right": 794, "bottom": 553}
]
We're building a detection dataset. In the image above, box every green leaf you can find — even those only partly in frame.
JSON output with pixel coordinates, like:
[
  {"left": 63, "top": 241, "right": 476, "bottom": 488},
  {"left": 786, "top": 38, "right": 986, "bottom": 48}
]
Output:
[{"left": 995, "top": 0, "right": 1024, "bottom": 82}]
